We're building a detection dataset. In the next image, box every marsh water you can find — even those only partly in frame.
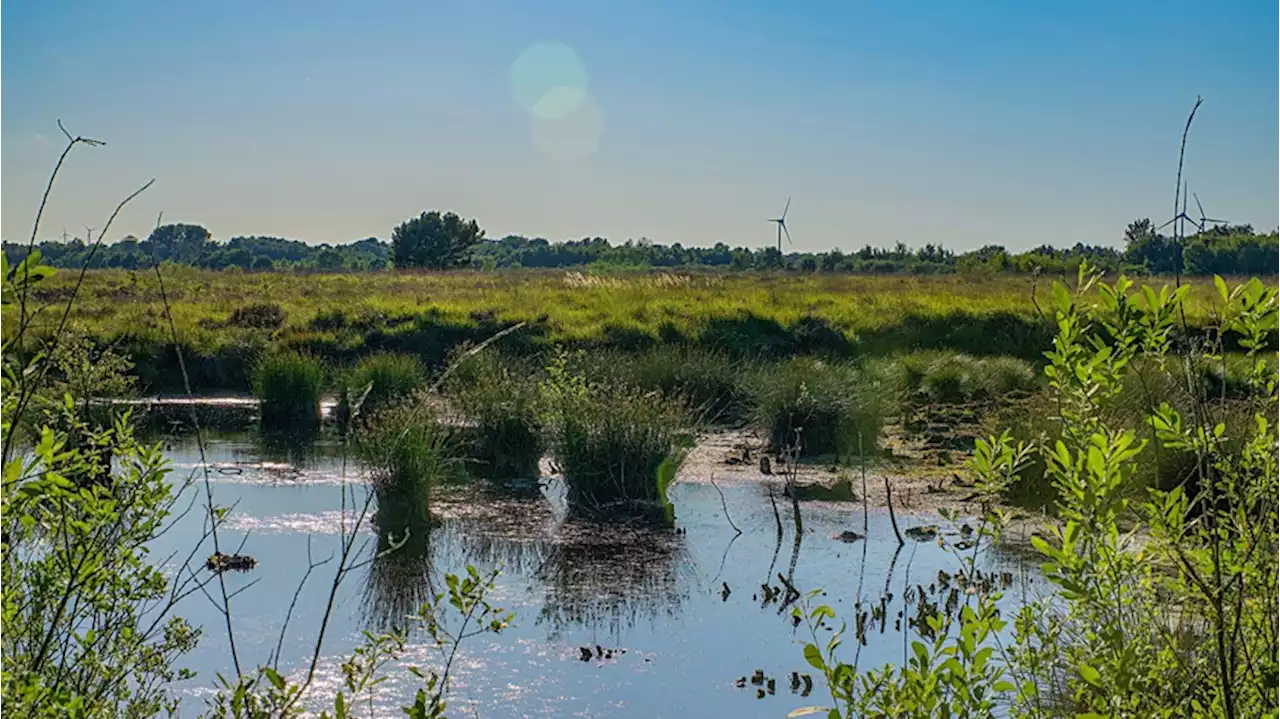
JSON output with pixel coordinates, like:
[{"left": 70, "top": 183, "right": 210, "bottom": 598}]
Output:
[{"left": 144, "top": 403, "right": 1046, "bottom": 717}]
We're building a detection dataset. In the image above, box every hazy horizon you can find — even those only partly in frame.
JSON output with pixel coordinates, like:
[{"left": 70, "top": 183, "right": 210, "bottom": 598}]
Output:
[{"left": 4, "top": 1, "right": 1276, "bottom": 252}]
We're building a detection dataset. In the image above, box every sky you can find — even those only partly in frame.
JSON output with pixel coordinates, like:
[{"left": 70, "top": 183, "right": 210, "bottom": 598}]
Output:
[{"left": 3, "top": 0, "right": 1277, "bottom": 253}]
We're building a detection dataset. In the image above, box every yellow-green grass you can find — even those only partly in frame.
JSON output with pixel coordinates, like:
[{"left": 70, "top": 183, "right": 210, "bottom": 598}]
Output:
[{"left": 6, "top": 267, "right": 1245, "bottom": 392}]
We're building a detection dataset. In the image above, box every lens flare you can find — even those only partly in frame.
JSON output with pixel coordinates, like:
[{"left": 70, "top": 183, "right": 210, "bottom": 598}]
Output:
[
  {"left": 510, "top": 43, "right": 588, "bottom": 120},
  {"left": 531, "top": 93, "right": 604, "bottom": 164}
]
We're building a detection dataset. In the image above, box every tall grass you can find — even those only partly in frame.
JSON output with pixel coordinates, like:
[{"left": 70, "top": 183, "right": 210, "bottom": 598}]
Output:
[
  {"left": 252, "top": 351, "right": 324, "bottom": 429},
  {"left": 444, "top": 351, "right": 544, "bottom": 479},
  {"left": 356, "top": 392, "right": 462, "bottom": 535},
  {"left": 336, "top": 351, "right": 424, "bottom": 428},
  {"left": 891, "top": 350, "right": 1038, "bottom": 403},
  {"left": 572, "top": 345, "right": 752, "bottom": 424},
  {"left": 541, "top": 351, "right": 694, "bottom": 515},
  {"left": 748, "top": 357, "right": 886, "bottom": 460}
]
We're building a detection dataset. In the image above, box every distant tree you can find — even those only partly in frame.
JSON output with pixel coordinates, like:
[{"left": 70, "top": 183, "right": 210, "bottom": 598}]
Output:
[
  {"left": 315, "top": 248, "right": 344, "bottom": 271},
  {"left": 1122, "top": 217, "right": 1178, "bottom": 273},
  {"left": 251, "top": 255, "right": 275, "bottom": 271},
  {"left": 147, "top": 223, "right": 213, "bottom": 264},
  {"left": 820, "top": 249, "right": 844, "bottom": 272},
  {"left": 391, "top": 211, "right": 484, "bottom": 269},
  {"left": 757, "top": 247, "right": 784, "bottom": 270}
]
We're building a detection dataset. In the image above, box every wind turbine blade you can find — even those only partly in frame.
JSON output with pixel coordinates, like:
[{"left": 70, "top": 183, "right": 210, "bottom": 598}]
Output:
[
  {"left": 1156, "top": 217, "right": 1177, "bottom": 231},
  {"left": 782, "top": 223, "right": 793, "bottom": 246},
  {"left": 1194, "top": 193, "right": 1206, "bottom": 219},
  {"left": 782, "top": 196, "right": 791, "bottom": 220}
]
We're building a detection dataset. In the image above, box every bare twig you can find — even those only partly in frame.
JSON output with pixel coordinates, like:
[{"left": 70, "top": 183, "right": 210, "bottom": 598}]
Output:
[
  {"left": 146, "top": 211, "right": 243, "bottom": 677},
  {"left": 1171, "top": 95, "right": 1203, "bottom": 289},
  {"left": 708, "top": 475, "right": 741, "bottom": 536},
  {"left": 884, "top": 475, "right": 904, "bottom": 547}
]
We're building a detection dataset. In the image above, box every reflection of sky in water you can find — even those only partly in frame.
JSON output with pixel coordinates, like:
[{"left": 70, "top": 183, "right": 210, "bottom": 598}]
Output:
[{"left": 153, "top": 433, "right": 1048, "bottom": 718}]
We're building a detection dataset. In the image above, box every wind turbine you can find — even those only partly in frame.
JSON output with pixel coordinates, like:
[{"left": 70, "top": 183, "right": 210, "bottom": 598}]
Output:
[
  {"left": 1192, "top": 193, "right": 1228, "bottom": 233},
  {"left": 1158, "top": 181, "right": 1197, "bottom": 237},
  {"left": 768, "top": 197, "right": 793, "bottom": 253}
]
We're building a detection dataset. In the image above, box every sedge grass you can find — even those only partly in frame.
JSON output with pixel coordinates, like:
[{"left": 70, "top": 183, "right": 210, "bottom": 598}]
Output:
[
  {"left": 541, "top": 351, "right": 694, "bottom": 515},
  {"left": 251, "top": 351, "right": 324, "bottom": 429},
  {"left": 444, "top": 350, "right": 544, "bottom": 479},
  {"left": 747, "top": 356, "right": 886, "bottom": 460}
]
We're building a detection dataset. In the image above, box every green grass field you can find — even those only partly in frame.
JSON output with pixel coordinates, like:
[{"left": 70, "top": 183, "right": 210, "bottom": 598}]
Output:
[{"left": 5, "top": 267, "right": 1240, "bottom": 392}]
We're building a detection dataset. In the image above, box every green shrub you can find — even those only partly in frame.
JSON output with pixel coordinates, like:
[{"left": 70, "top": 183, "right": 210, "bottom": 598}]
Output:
[
  {"left": 445, "top": 351, "right": 544, "bottom": 479},
  {"left": 252, "top": 351, "right": 324, "bottom": 429},
  {"left": 748, "top": 356, "right": 885, "bottom": 460},
  {"left": 541, "top": 350, "right": 694, "bottom": 514},
  {"left": 336, "top": 351, "right": 424, "bottom": 427},
  {"left": 996, "top": 359, "right": 1256, "bottom": 509}
]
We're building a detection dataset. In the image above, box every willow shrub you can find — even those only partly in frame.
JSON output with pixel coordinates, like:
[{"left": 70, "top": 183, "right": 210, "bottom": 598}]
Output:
[{"left": 796, "top": 267, "right": 1278, "bottom": 718}]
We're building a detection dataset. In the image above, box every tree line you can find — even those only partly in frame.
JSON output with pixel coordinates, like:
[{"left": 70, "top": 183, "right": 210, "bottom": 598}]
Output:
[{"left": 3, "top": 210, "right": 1275, "bottom": 276}]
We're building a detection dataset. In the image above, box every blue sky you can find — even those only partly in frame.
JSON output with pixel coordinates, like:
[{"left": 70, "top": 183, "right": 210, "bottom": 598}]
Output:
[{"left": 3, "top": 0, "right": 1276, "bottom": 252}]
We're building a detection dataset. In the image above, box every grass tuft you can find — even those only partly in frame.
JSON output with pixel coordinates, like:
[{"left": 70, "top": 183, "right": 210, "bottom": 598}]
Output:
[
  {"left": 252, "top": 351, "right": 324, "bottom": 429},
  {"left": 748, "top": 357, "right": 885, "bottom": 460},
  {"left": 336, "top": 351, "right": 425, "bottom": 427},
  {"left": 893, "top": 351, "right": 1038, "bottom": 404},
  {"left": 445, "top": 350, "right": 545, "bottom": 479},
  {"left": 541, "top": 351, "right": 694, "bottom": 515},
  {"left": 356, "top": 393, "right": 462, "bottom": 535}
]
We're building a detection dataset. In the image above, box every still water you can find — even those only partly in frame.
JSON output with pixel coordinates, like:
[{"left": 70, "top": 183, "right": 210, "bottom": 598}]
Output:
[{"left": 149, "top": 425, "right": 1043, "bottom": 717}]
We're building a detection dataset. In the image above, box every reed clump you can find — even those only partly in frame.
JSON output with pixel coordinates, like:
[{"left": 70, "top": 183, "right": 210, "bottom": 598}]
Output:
[
  {"left": 356, "top": 392, "right": 462, "bottom": 532},
  {"left": 336, "top": 351, "right": 425, "bottom": 428},
  {"left": 445, "top": 350, "right": 545, "bottom": 479},
  {"left": 252, "top": 351, "right": 324, "bottom": 429},
  {"left": 748, "top": 357, "right": 885, "bottom": 460},
  {"left": 541, "top": 350, "right": 694, "bottom": 514},
  {"left": 895, "top": 350, "right": 1038, "bottom": 404}
]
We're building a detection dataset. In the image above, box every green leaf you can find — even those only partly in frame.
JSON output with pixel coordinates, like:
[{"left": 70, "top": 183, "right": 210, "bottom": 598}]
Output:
[
  {"left": 804, "top": 644, "right": 825, "bottom": 671},
  {"left": 1214, "top": 275, "right": 1229, "bottom": 304},
  {"left": 1078, "top": 664, "right": 1101, "bottom": 686},
  {"left": 264, "top": 667, "right": 286, "bottom": 691}
]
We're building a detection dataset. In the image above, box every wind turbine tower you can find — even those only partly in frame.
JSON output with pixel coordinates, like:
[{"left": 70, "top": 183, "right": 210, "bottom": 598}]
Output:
[{"left": 768, "top": 197, "right": 793, "bottom": 253}]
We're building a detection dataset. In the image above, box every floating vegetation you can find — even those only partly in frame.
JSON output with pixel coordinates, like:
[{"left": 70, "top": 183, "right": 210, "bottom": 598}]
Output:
[
  {"left": 205, "top": 552, "right": 257, "bottom": 573},
  {"left": 903, "top": 524, "right": 940, "bottom": 541}
]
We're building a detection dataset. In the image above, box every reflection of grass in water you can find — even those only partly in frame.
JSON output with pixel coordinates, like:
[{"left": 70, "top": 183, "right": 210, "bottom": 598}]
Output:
[
  {"left": 362, "top": 482, "right": 557, "bottom": 629},
  {"left": 362, "top": 520, "right": 435, "bottom": 631},
  {"left": 535, "top": 518, "right": 688, "bottom": 640},
  {"left": 256, "top": 427, "right": 322, "bottom": 467}
]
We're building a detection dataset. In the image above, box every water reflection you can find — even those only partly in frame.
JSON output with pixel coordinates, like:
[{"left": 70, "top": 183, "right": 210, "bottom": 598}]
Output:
[
  {"left": 535, "top": 516, "right": 689, "bottom": 640},
  {"left": 149, "top": 425, "right": 1051, "bottom": 718}
]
